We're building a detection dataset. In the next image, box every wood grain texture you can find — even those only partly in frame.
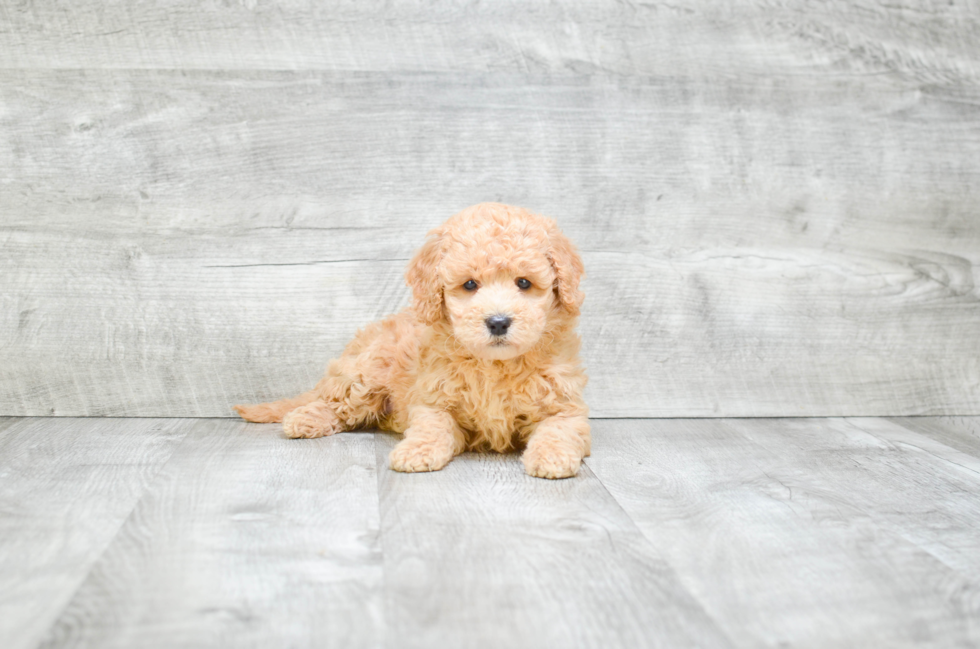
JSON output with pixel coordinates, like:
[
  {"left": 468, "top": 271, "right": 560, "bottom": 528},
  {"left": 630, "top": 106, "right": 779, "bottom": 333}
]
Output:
[
  {"left": 0, "top": 418, "right": 188, "bottom": 649},
  {"left": 584, "top": 418, "right": 980, "bottom": 648},
  {"left": 2, "top": 0, "right": 978, "bottom": 79},
  {"left": 3, "top": 416, "right": 980, "bottom": 646},
  {"left": 374, "top": 432, "right": 733, "bottom": 649},
  {"left": 38, "top": 421, "right": 383, "bottom": 649},
  {"left": 2, "top": 2, "right": 980, "bottom": 417},
  {"left": 887, "top": 416, "right": 980, "bottom": 460}
]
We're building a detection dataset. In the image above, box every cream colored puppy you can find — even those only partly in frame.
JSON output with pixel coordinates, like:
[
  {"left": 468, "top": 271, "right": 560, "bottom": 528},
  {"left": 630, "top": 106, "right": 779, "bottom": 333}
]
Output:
[{"left": 235, "top": 202, "right": 590, "bottom": 478}]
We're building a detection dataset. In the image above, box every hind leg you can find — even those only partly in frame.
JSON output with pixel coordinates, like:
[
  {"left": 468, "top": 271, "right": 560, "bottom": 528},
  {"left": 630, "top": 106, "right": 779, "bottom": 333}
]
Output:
[
  {"left": 279, "top": 311, "right": 410, "bottom": 439},
  {"left": 282, "top": 400, "right": 344, "bottom": 439},
  {"left": 284, "top": 373, "right": 389, "bottom": 439}
]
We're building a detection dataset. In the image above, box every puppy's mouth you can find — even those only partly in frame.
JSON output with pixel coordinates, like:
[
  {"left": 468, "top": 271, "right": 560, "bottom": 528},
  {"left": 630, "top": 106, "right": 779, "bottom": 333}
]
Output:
[{"left": 489, "top": 338, "right": 511, "bottom": 347}]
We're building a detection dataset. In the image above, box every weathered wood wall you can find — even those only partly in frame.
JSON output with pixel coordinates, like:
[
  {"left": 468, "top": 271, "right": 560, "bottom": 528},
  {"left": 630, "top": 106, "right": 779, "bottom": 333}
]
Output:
[{"left": 2, "top": 1, "right": 979, "bottom": 417}]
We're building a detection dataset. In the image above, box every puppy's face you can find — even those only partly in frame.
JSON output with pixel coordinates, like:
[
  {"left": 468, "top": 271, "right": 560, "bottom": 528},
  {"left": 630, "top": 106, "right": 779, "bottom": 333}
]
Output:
[
  {"left": 443, "top": 267, "right": 556, "bottom": 361},
  {"left": 406, "top": 203, "right": 584, "bottom": 360}
]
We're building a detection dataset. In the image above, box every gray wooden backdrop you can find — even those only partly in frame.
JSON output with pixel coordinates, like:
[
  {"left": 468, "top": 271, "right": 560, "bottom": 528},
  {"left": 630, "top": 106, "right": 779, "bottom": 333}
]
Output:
[{"left": 2, "top": 1, "right": 979, "bottom": 418}]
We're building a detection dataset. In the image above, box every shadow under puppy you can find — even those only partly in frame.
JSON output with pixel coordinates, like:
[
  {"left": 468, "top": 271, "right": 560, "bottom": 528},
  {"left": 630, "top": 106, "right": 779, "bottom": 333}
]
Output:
[{"left": 235, "top": 202, "right": 590, "bottom": 478}]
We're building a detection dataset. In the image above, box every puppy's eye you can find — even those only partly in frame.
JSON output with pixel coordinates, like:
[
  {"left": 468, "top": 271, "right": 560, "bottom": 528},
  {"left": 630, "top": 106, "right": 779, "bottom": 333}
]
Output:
[
  {"left": 516, "top": 278, "right": 532, "bottom": 290},
  {"left": 463, "top": 280, "right": 478, "bottom": 291}
]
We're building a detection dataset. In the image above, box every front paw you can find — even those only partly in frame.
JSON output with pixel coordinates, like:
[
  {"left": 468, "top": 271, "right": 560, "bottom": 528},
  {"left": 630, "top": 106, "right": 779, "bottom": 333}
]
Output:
[
  {"left": 389, "top": 438, "right": 456, "bottom": 473},
  {"left": 282, "top": 403, "right": 341, "bottom": 439},
  {"left": 522, "top": 443, "right": 582, "bottom": 479}
]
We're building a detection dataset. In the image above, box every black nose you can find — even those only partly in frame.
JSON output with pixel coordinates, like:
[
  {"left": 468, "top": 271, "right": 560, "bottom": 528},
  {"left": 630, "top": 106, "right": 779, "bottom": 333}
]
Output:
[{"left": 485, "top": 314, "right": 512, "bottom": 336}]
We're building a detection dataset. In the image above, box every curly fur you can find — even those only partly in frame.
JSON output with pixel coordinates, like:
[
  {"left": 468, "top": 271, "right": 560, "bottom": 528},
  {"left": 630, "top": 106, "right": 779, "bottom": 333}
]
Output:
[{"left": 235, "top": 203, "right": 590, "bottom": 479}]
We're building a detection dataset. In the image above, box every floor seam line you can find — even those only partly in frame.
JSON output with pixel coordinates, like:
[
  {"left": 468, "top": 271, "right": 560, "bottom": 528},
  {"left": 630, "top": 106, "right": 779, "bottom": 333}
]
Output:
[
  {"left": 27, "top": 418, "right": 201, "bottom": 649},
  {"left": 373, "top": 431, "right": 392, "bottom": 649},
  {"left": 580, "top": 459, "right": 740, "bottom": 648}
]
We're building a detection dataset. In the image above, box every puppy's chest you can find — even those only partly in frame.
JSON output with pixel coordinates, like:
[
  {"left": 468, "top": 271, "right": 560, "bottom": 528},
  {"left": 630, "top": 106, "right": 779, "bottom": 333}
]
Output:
[{"left": 448, "top": 368, "right": 554, "bottom": 437}]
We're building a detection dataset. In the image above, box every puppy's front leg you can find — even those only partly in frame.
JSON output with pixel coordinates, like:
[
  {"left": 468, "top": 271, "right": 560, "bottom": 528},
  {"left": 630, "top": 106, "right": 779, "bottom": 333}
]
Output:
[
  {"left": 389, "top": 406, "right": 466, "bottom": 473},
  {"left": 522, "top": 415, "right": 591, "bottom": 479}
]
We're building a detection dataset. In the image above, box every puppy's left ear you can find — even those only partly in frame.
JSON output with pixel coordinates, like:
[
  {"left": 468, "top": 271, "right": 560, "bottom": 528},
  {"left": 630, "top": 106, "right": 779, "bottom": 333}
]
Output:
[
  {"left": 547, "top": 223, "right": 585, "bottom": 316},
  {"left": 405, "top": 226, "right": 446, "bottom": 325}
]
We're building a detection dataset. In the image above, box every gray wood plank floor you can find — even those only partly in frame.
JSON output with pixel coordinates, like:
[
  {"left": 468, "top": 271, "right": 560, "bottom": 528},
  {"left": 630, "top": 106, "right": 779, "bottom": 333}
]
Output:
[{"left": 2, "top": 417, "right": 979, "bottom": 648}]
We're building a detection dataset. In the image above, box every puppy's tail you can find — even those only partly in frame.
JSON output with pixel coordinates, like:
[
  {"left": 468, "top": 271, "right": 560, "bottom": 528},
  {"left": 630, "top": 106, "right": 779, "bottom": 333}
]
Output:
[{"left": 234, "top": 390, "right": 318, "bottom": 423}]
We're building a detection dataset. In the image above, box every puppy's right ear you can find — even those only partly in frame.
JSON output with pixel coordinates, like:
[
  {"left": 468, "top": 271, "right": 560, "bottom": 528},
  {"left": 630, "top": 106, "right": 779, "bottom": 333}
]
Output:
[{"left": 405, "top": 227, "right": 445, "bottom": 325}]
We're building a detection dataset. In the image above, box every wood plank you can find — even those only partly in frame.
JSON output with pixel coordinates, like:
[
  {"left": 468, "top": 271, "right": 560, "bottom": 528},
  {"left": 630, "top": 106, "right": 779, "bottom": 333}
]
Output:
[
  {"left": 373, "top": 433, "right": 733, "bottom": 649},
  {"left": 2, "top": 0, "right": 978, "bottom": 79},
  {"left": 585, "top": 418, "right": 980, "bottom": 648},
  {"left": 0, "top": 418, "right": 189, "bottom": 649},
  {"left": 725, "top": 417, "right": 980, "bottom": 580},
  {"left": 841, "top": 417, "right": 980, "bottom": 577},
  {"left": 38, "top": 421, "right": 383, "bottom": 649},
  {"left": 887, "top": 416, "right": 980, "bottom": 460},
  {"left": 940, "top": 417, "right": 980, "bottom": 441},
  {"left": 1, "top": 68, "right": 979, "bottom": 417}
]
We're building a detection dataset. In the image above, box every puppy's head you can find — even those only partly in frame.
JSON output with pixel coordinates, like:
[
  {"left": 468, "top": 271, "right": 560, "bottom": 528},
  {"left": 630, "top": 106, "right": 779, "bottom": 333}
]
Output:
[{"left": 406, "top": 203, "right": 584, "bottom": 360}]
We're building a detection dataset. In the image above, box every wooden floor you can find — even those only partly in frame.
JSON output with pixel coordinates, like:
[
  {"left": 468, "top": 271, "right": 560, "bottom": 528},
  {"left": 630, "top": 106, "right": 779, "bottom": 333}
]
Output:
[{"left": 2, "top": 416, "right": 979, "bottom": 648}]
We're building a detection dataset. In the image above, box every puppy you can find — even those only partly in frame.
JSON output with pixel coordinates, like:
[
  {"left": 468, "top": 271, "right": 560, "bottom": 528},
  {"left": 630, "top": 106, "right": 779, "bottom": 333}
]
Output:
[{"left": 235, "top": 203, "right": 590, "bottom": 478}]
